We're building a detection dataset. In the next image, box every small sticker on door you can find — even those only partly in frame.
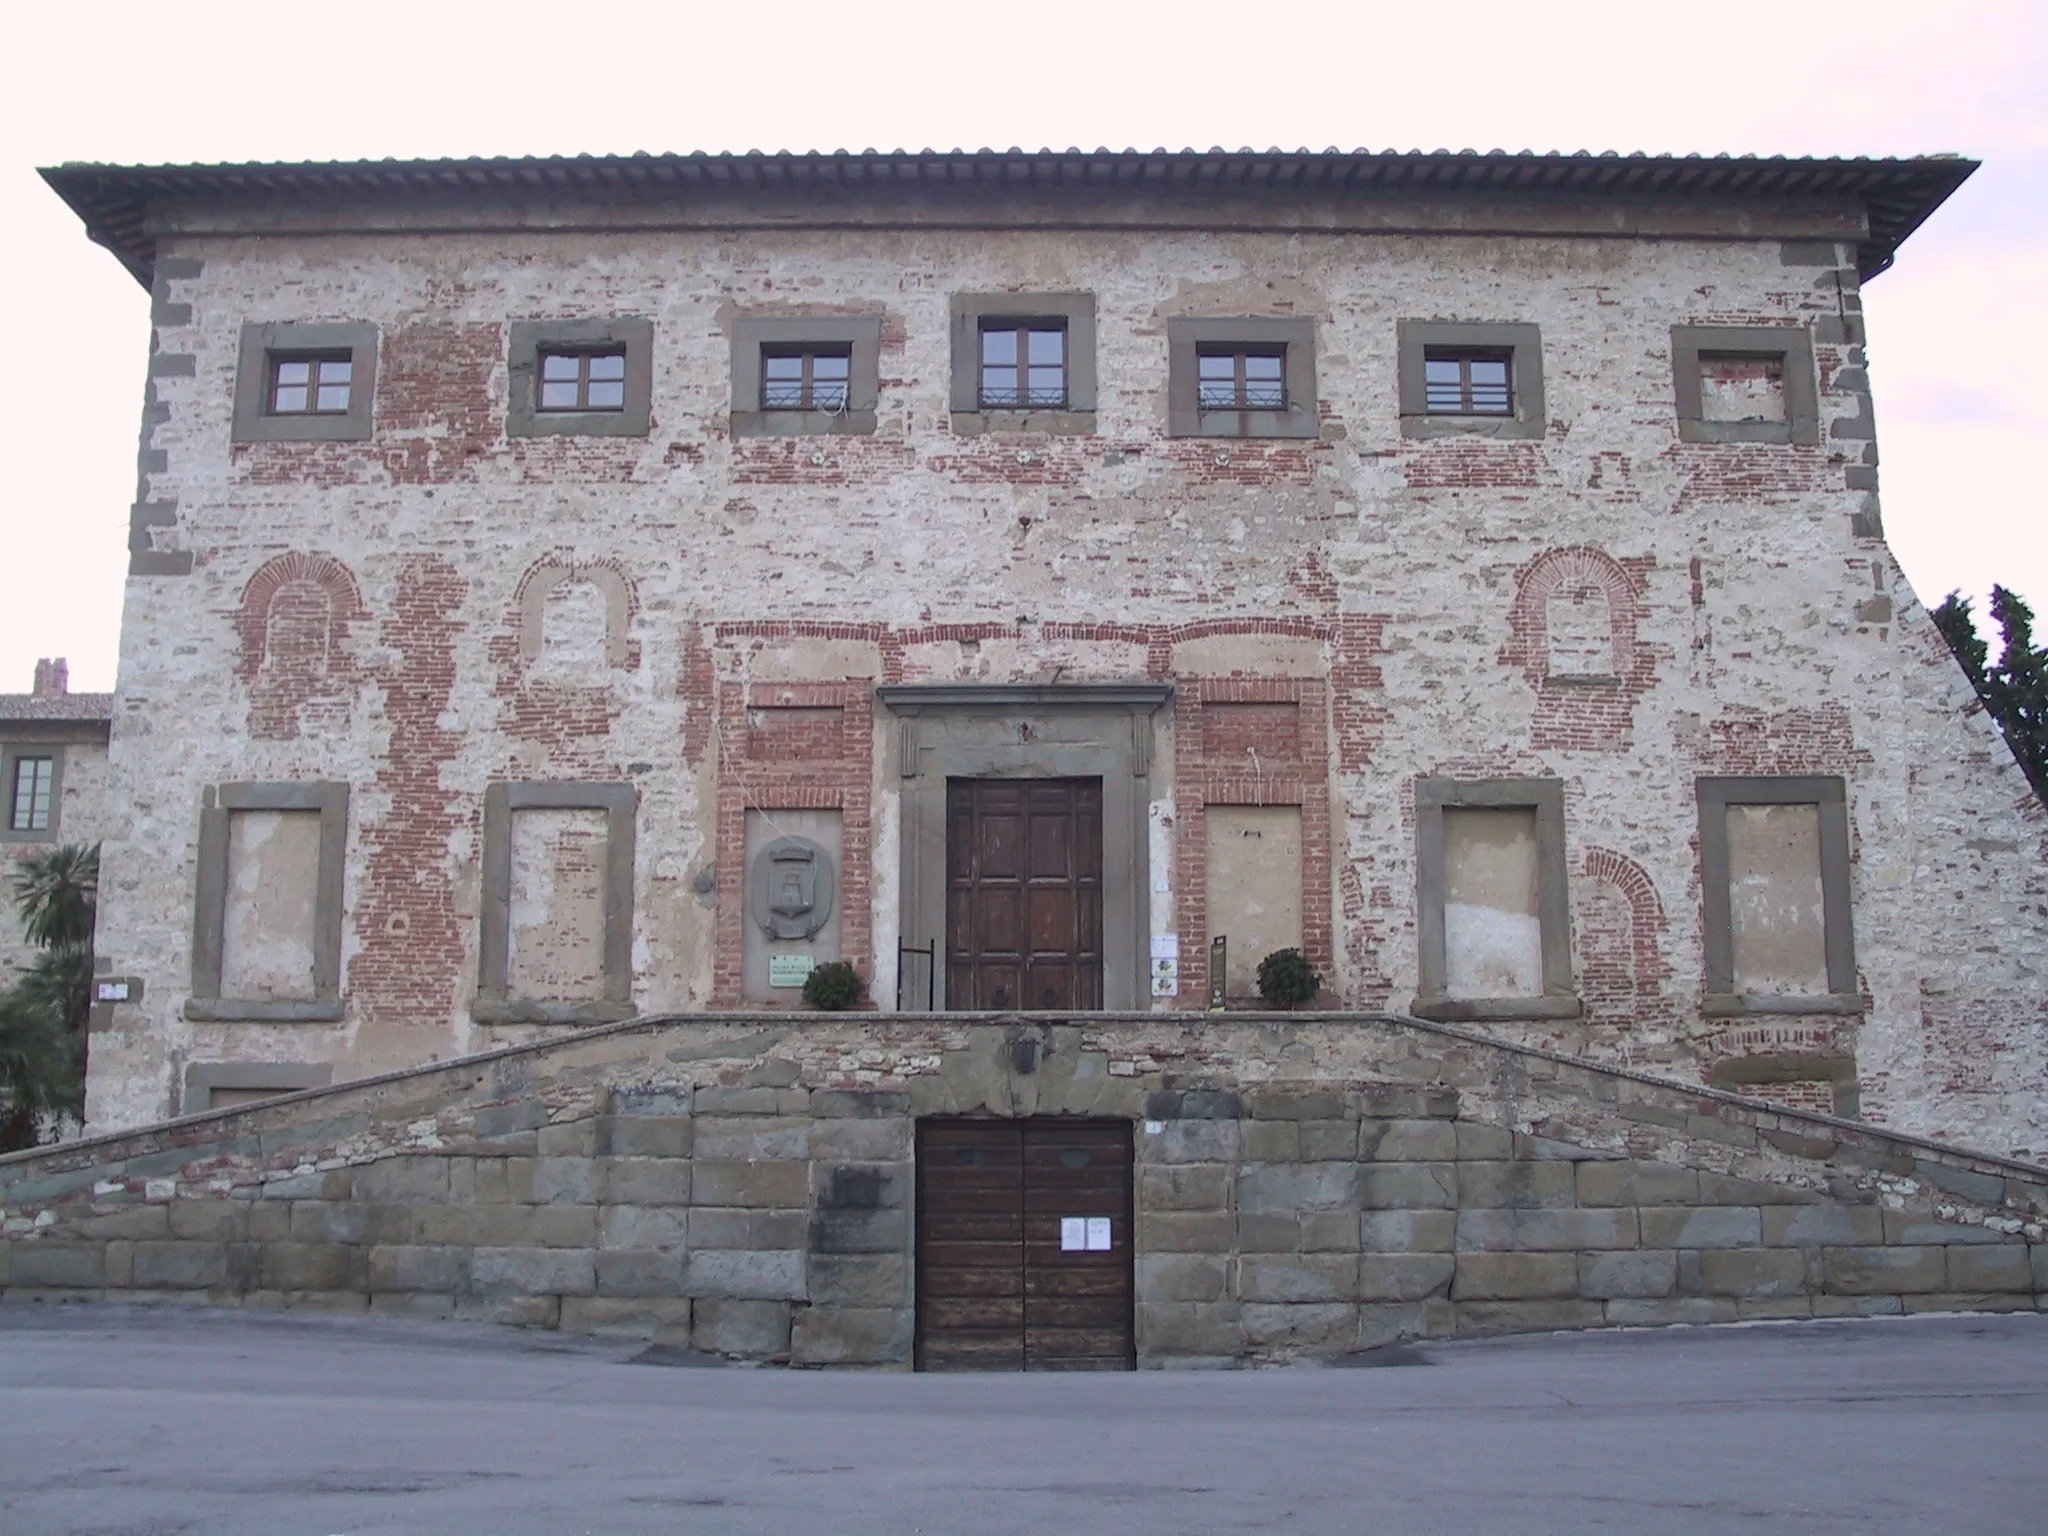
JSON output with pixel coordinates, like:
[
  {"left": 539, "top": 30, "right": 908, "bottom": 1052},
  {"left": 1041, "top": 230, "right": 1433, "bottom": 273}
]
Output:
[{"left": 1062, "top": 1216, "right": 1113, "bottom": 1251}]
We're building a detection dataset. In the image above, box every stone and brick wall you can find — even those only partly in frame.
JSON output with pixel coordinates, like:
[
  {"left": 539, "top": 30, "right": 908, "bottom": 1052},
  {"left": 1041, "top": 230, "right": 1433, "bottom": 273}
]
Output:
[
  {"left": 67, "top": 198, "right": 2048, "bottom": 1162},
  {"left": 6, "top": 1014, "right": 2042, "bottom": 1365}
]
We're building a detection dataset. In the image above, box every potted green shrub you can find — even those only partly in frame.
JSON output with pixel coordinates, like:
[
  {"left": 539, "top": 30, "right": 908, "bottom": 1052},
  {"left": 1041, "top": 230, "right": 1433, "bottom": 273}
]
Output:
[
  {"left": 801, "top": 960, "right": 866, "bottom": 1011},
  {"left": 1255, "top": 947, "right": 1321, "bottom": 1011}
]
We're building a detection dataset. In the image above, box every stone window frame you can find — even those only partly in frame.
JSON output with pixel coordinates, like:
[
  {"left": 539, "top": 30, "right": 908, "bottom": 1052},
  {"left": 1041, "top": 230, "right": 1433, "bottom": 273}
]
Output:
[
  {"left": 0, "top": 743, "right": 65, "bottom": 844},
  {"left": 182, "top": 1061, "right": 333, "bottom": 1116},
  {"left": 1696, "top": 775, "right": 1858, "bottom": 1016},
  {"left": 231, "top": 322, "right": 379, "bottom": 443},
  {"left": 1166, "top": 317, "right": 1319, "bottom": 440},
  {"left": 729, "top": 315, "right": 883, "bottom": 438},
  {"left": 475, "top": 780, "right": 638, "bottom": 1025},
  {"left": 948, "top": 292, "right": 1097, "bottom": 436},
  {"left": 1397, "top": 320, "right": 1546, "bottom": 440},
  {"left": 507, "top": 318, "right": 653, "bottom": 438},
  {"left": 187, "top": 781, "right": 350, "bottom": 1023},
  {"left": 1411, "top": 776, "right": 1579, "bottom": 1022},
  {"left": 1670, "top": 324, "right": 1820, "bottom": 446}
]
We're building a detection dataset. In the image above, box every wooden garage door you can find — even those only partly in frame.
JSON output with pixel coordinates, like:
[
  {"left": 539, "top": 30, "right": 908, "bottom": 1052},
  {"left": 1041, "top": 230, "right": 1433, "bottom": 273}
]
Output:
[
  {"left": 915, "top": 1118, "right": 1134, "bottom": 1372},
  {"left": 946, "top": 778, "right": 1104, "bottom": 1011}
]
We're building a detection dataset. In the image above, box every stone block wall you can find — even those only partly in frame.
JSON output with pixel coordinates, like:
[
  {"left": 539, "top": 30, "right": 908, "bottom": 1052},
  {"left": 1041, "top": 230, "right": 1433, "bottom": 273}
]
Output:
[{"left": 5, "top": 1014, "right": 2042, "bottom": 1364}]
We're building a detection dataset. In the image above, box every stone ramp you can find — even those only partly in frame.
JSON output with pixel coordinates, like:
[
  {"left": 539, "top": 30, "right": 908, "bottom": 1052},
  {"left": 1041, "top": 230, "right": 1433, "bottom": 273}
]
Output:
[{"left": 2, "top": 1012, "right": 2042, "bottom": 1365}]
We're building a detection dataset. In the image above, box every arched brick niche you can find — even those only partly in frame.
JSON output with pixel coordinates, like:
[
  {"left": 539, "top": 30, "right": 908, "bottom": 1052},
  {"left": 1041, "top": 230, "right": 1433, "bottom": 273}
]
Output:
[
  {"left": 1498, "top": 546, "right": 1659, "bottom": 751},
  {"left": 232, "top": 552, "right": 368, "bottom": 741}
]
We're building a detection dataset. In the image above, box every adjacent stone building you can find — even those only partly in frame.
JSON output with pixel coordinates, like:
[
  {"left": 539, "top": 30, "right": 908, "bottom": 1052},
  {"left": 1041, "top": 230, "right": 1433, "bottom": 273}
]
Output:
[
  {"left": 2, "top": 659, "right": 112, "bottom": 982},
  {"left": 11, "top": 147, "right": 2048, "bottom": 1363}
]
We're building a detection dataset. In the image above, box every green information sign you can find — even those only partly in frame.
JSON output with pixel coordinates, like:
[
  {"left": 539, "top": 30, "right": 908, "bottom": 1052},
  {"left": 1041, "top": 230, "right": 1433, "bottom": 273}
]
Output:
[{"left": 768, "top": 953, "right": 817, "bottom": 989}]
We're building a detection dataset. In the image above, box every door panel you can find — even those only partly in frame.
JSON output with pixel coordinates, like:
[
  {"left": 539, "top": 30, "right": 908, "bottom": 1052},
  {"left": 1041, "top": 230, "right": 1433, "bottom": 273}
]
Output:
[
  {"left": 947, "top": 778, "right": 1104, "bottom": 1011},
  {"left": 916, "top": 1117, "right": 1134, "bottom": 1372}
]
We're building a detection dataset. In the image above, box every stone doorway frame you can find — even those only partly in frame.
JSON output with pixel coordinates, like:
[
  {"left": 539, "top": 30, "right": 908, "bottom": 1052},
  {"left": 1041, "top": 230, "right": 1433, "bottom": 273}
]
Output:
[{"left": 877, "top": 683, "right": 1171, "bottom": 1011}]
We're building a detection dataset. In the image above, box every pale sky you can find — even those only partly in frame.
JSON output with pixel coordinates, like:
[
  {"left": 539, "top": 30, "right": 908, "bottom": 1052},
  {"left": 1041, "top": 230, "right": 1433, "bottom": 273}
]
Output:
[{"left": 3, "top": 0, "right": 2042, "bottom": 692}]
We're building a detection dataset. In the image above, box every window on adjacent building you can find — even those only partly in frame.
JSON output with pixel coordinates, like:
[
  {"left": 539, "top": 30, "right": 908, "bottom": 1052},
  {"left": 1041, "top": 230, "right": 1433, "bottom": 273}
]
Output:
[
  {"left": 1197, "top": 347, "right": 1287, "bottom": 411},
  {"left": 9, "top": 755, "right": 53, "bottom": 832},
  {"left": 761, "top": 346, "right": 852, "bottom": 412},
  {"left": 538, "top": 349, "right": 628, "bottom": 412},
  {"left": 1423, "top": 349, "right": 1512, "bottom": 415},
  {"left": 979, "top": 321, "right": 1068, "bottom": 409},
  {"left": 268, "top": 354, "right": 353, "bottom": 416}
]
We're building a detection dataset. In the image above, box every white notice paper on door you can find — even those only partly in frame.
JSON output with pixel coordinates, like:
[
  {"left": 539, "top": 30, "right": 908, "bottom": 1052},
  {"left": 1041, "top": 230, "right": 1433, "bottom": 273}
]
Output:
[
  {"left": 1086, "top": 1217, "right": 1112, "bottom": 1251},
  {"left": 1060, "top": 1217, "right": 1087, "bottom": 1251}
]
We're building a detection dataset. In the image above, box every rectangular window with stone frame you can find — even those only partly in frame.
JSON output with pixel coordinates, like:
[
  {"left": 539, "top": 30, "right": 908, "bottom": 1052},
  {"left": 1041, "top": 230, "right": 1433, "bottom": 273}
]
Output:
[
  {"left": 1167, "top": 317, "right": 1318, "bottom": 439},
  {"left": 508, "top": 318, "right": 653, "bottom": 438},
  {"left": 729, "top": 315, "right": 882, "bottom": 437},
  {"left": 948, "top": 293, "right": 1096, "bottom": 435},
  {"left": 1412, "top": 777, "right": 1579, "bottom": 1021},
  {"left": 1696, "top": 776, "right": 1857, "bottom": 1016},
  {"left": 1396, "top": 320, "right": 1545, "bottom": 440},
  {"left": 232, "top": 322, "right": 379, "bottom": 443}
]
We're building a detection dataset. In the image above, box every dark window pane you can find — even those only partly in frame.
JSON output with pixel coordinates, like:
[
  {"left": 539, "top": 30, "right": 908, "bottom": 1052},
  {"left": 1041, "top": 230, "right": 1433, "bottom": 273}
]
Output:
[{"left": 981, "top": 329, "right": 1018, "bottom": 366}]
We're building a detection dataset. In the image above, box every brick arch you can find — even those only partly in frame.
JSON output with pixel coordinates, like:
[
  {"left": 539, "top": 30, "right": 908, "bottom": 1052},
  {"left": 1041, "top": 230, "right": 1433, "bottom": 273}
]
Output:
[
  {"left": 1498, "top": 546, "right": 1659, "bottom": 751},
  {"left": 233, "top": 553, "right": 367, "bottom": 741},
  {"left": 1500, "top": 545, "right": 1643, "bottom": 686},
  {"left": 1577, "top": 846, "right": 1672, "bottom": 1031},
  {"left": 489, "top": 555, "right": 640, "bottom": 774},
  {"left": 513, "top": 556, "right": 640, "bottom": 673}
]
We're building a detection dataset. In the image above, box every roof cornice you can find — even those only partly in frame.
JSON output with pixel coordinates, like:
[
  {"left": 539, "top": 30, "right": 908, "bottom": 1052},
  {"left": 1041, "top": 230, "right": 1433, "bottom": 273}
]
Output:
[{"left": 39, "top": 147, "right": 1978, "bottom": 289}]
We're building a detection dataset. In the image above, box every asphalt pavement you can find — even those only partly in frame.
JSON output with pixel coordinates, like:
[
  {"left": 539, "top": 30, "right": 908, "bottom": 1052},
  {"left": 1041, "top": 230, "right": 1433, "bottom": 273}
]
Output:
[{"left": 1, "top": 1305, "right": 2042, "bottom": 1535}]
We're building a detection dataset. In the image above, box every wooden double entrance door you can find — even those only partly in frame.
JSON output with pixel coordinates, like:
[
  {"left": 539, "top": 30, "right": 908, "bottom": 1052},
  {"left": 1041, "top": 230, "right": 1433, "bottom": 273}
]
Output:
[
  {"left": 946, "top": 777, "right": 1103, "bottom": 1012},
  {"left": 915, "top": 1118, "right": 1135, "bottom": 1371}
]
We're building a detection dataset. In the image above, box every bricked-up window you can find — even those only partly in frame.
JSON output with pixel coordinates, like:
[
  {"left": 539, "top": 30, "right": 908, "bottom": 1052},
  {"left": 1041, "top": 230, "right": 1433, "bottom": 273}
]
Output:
[
  {"left": 980, "top": 321, "right": 1067, "bottom": 409},
  {"left": 1423, "top": 349, "right": 1512, "bottom": 415},
  {"left": 233, "top": 323, "right": 379, "bottom": 443},
  {"left": 761, "top": 347, "right": 852, "bottom": 412},
  {"left": 9, "top": 755, "right": 53, "bottom": 831},
  {"left": 267, "top": 354, "right": 353, "bottom": 416},
  {"left": 1412, "top": 777, "right": 1578, "bottom": 1022},
  {"left": 1396, "top": 320, "right": 1544, "bottom": 440},
  {"left": 1696, "top": 776, "right": 1857, "bottom": 1015},
  {"left": 1670, "top": 325, "right": 1819, "bottom": 445},
  {"left": 1197, "top": 347, "right": 1286, "bottom": 410},
  {"left": 538, "top": 349, "right": 628, "bottom": 412},
  {"left": 1167, "top": 317, "right": 1318, "bottom": 439}
]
